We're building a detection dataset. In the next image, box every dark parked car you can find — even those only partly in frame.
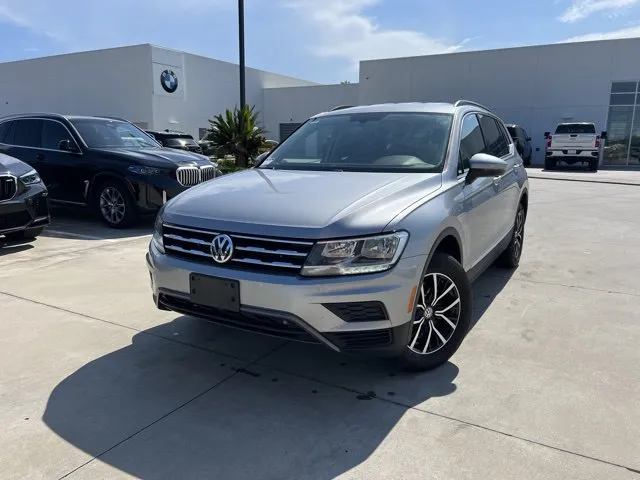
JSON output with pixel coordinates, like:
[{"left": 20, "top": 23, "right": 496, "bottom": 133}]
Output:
[
  {"left": 505, "top": 124, "right": 532, "bottom": 166},
  {"left": 145, "top": 130, "right": 204, "bottom": 155},
  {"left": 0, "top": 153, "right": 50, "bottom": 240},
  {"left": 0, "top": 114, "right": 218, "bottom": 228}
]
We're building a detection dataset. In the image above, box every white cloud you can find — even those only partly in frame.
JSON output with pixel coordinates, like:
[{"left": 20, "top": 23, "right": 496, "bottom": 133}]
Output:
[
  {"left": 558, "top": 0, "right": 640, "bottom": 23},
  {"left": 560, "top": 24, "right": 640, "bottom": 41},
  {"left": 286, "top": 0, "right": 465, "bottom": 68}
]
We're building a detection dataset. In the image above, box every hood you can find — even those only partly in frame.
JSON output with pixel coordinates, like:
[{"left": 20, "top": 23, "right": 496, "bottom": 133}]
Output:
[
  {"left": 94, "top": 147, "right": 212, "bottom": 168},
  {"left": 0, "top": 153, "right": 33, "bottom": 176},
  {"left": 163, "top": 169, "right": 442, "bottom": 239}
]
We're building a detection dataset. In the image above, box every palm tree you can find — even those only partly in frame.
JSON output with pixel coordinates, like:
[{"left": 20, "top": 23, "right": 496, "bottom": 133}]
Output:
[{"left": 206, "top": 105, "right": 267, "bottom": 168}]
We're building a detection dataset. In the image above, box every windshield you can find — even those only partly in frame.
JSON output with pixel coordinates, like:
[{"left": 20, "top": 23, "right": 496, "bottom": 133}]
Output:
[
  {"left": 71, "top": 119, "right": 161, "bottom": 149},
  {"left": 555, "top": 123, "right": 596, "bottom": 134},
  {"left": 166, "top": 137, "right": 198, "bottom": 147},
  {"left": 259, "top": 112, "right": 453, "bottom": 172}
]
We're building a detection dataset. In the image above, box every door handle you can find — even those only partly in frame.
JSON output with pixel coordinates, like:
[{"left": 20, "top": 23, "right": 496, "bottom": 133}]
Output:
[{"left": 36, "top": 153, "right": 45, "bottom": 160}]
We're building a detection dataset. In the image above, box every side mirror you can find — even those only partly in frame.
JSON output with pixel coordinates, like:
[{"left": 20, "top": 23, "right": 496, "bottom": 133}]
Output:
[
  {"left": 467, "top": 153, "right": 508, "bottom": 183},
  {"left": 59, "top": 139, "right": 80, "bottom": 153},
  {"left": 253, "top": 151, "right": 270, "bottom": 168},
  {"left": 544, "top": 131, "right": 550, "bottom": 138},
  {"left": 600, "top": 131, "right": 607, "bottom": 140}
]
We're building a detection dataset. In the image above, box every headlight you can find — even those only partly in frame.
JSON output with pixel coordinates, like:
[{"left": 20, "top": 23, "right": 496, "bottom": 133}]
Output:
[
  {"left": 152, "top": 215, "right": 165, "bottom": 253},
  {"left": 301, "top": 231, "right": 409, "bottom": 277},
  {"left": 128, "top": 165, "right": 163, "bottom": 175},
  {"left": 20, "top": 169, "right": 41, "bottom": 185}
]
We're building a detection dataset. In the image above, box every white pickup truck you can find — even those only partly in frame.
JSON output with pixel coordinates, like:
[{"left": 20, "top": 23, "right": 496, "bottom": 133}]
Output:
[{"left": 545, "top": 122, "right": 600, "bottom": 171}]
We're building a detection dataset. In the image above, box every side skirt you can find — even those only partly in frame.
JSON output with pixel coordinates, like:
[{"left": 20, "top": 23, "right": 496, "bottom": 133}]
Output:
[{"left": 467, "top": 228, "right": 513, "bottom": 284}]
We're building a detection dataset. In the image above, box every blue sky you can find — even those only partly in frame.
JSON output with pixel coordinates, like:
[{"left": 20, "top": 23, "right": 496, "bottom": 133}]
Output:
[{"left": 1, "top": 0, "right": 639, "bottom": 84}]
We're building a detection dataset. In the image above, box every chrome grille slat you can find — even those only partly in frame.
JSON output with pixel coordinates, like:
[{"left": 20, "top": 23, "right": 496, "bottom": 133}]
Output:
[
  {"left": 234, "top": 246, "right": 308, "bottom": 257},
  {"left": 165, "top": 245, "right": 211, "bottom": 258},
  {"left": 162, "top": 224, "right": 314, "bottom": 274},
  {"left": 164, "top": 233, "right": 210, "bottom": 246},
  {"left": 230, "top": 233, "right": 313, "bottom": 246},
  {"left": 231, "top": 258, "right": 301, "bottom": 269}
]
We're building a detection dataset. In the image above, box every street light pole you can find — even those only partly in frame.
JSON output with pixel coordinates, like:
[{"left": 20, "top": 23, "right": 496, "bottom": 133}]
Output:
[{"left": 238, "top": 0, "right": 246, "bottom": 110}]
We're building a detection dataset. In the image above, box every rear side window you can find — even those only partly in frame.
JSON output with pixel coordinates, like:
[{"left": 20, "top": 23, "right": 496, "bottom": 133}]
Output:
[
  {"left": 13, "top": 119, "right": 42, "bottom": 148},
  {"left": 0, "top": 121, "right": 13, "bottom": 143},
  {"left": 459, "top": 114, "right": 484, "bottom": 173},
  {"left": 41, "top": 120, "right": 74, "bottom": 150},
  {"left": 479, "top": 115, "right": 510, "bottom": 157},
  {"left": 555, "top": 123, "right": 596, "bottom": 134}
]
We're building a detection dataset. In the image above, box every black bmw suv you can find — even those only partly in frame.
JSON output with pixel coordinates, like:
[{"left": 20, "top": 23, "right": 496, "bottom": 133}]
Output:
[
  {"left": 0, "top": 114, "right": 218, "bottom": 228},
  {"left": 0, "top": 153, "right": 50, "bottom": 240}
]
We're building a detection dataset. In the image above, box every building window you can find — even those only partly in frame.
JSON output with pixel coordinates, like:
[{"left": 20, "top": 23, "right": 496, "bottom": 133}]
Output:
[
  {"left": 605, "top": 81, "right": 640, "bottom": 166},
  {"left": 279, "top": 123, "right": 302, "bottom": 142}
]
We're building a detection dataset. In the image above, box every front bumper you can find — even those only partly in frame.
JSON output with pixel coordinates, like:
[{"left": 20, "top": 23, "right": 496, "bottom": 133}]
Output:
[
  {"left": 146, "top": 242, "right": 425, "bottom": 355},
  {"left": 0, "top": 184, "right": 50, "bottom": 235}
]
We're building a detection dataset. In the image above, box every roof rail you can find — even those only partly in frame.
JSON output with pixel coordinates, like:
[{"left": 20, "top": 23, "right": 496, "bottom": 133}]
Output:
[
  {"left": 454, "top": 99, "right": 492, "bottom": 112},
  {"left": 330, "top": 105, "right": 354, "bottom": 111}
]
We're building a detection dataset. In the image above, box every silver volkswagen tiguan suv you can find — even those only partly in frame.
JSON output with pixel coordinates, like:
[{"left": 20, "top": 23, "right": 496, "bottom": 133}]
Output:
[{"left": 147, "top": 100, "right": 529, "bottom": 371}]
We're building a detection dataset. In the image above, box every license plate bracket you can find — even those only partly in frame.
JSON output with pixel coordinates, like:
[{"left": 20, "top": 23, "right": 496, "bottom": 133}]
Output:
[
  {"left": 568, "top": 149, "right": 577, "bottom": 155},
  {"left": 190, "top": 273, "right": 240, "bottom": 312}
]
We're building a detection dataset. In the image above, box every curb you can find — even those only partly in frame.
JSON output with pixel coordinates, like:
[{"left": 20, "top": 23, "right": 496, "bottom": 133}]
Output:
[{"left": 527, "top": 174, "right": 640, "bottom": 187}]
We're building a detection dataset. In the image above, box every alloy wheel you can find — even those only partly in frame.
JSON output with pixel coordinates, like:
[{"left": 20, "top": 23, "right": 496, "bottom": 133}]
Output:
[
  {"left": 409, "top": 272, "right": 461, "bottom": 355},
  {"left": 99, "top": 187, "right": 126, "bottom": 225},
  {"left": 513, "top": 207, "right": 525, "bottom": 261}
]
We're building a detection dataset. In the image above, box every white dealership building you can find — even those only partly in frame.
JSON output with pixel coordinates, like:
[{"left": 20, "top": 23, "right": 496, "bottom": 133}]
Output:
[{"left": 1, "top": 37, "right": 640, "bottom": 166}]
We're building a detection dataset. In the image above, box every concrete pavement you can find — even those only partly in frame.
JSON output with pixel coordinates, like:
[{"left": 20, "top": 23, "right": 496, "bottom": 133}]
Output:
[{"left": 0, "top": 180, "right": 639, "bottom": 479}]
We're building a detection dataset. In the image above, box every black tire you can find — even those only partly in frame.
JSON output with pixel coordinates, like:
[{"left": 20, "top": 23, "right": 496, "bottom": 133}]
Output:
[
  {"left": 544, "top": 158, "right": 555, "bottom": 170},
  {"left": 5, "top": 226, "right": 44, "bottom": 241},
  {"left": 394, "top": 253, "right": 472, "bottom": 372},
  {"left": 496, "top": 203, "right": 526, "bottom": 269},
  {"left": 524, "top": 154, "right": 532, "bottom": 167},
  {"left": 589, "top": 159, "right": 598, "bottom": 172},
  {"left": 94, "top": 179, "right": 137, "bottom": 229}
]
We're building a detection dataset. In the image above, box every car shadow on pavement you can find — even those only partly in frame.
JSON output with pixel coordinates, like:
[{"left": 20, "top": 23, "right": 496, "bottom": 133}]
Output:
[
  {"left": 41, "top": 271, "right": 513, "bottom": 479},
  {"left": 42, "top": 205, "right": 154, "bottom": 240},
  {"left": 0, "top": 237, "right": 35, "bottom": 255}
]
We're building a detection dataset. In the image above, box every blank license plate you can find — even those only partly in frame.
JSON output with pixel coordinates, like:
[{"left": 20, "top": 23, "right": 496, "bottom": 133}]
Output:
[
  {"left": 568, "top": 150, "right": 577, "bottom": 155},
  {"left": 190, "top": 273, "right": 240, "bottom": 312}
]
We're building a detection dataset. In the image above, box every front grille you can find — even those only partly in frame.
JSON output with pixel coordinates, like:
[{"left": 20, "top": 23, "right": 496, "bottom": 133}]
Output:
[
  {"left": 162, "top": 224, "right": 313, "bottom": 274},
  {"left": 323, "top": 302, "right": 389, "bottom": 322},
  {"left": 200, "top": 165, "right": 216, "bottom": 182},
  {"left": 0, "top": 211, "right": 30, "bottom": 231},
  {"left": 159, "top": 294, "right": 320, "bottom": 343},
  {"left": 176, "top": 165, "right": 217, "bottom": 187},
  {"left": 0, "top": 176, "right": 17, "bottom": 201},
  {"left": 326, "top": 329, "right": 393, "bottom": 351}
]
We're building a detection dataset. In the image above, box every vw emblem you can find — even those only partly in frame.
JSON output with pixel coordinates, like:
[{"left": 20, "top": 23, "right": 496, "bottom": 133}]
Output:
[
  {"left": 210, "top": 234, "right": 234, "bottom": 264},
  {"left": 160, "top": 69, "right": 178, "bottom": 93}
]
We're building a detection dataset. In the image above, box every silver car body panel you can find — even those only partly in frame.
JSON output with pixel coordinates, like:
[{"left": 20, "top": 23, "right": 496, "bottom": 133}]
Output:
[{"left": 148, "top": 102, "right": 529, "bottom": 341}]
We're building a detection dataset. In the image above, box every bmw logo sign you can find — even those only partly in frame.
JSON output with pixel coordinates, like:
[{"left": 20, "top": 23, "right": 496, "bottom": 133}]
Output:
[{"left": 160, "top": 69, "right": 178, "bottom": 93}]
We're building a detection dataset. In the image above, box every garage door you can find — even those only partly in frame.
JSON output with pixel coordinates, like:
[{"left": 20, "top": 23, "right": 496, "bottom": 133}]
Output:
[{"left": 279, "top": 123, "right": 302, "bottom": 142}]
